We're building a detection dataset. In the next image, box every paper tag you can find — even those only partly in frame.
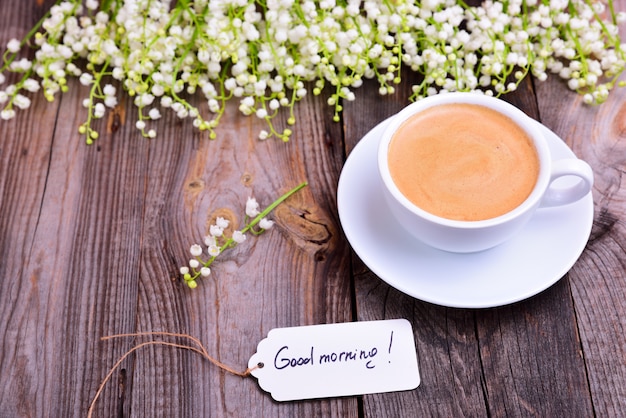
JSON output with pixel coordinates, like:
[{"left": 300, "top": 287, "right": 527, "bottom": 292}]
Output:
[{"left": 248, "top": 319, "right": 420, "bottom": 401}]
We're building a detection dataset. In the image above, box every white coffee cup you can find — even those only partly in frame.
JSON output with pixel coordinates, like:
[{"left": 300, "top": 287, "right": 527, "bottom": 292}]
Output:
[{"left": 377, "top": 92, "right": 594, "bottom": 253}]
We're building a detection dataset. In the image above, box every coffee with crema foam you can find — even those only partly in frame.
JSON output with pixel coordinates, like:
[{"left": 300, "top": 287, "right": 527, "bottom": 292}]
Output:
[{"left": 387, "top": 103, "right": 540, "bottom": 221}]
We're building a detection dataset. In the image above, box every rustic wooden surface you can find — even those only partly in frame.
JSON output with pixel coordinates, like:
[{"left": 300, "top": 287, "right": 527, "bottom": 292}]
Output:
[{"left": 1, "top": 1, "right": 625, "bottom": 417}]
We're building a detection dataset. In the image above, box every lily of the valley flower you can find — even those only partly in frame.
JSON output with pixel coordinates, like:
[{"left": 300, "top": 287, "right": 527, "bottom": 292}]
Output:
[
  {"left": 0, "top": 0, "right": 624, "bottom": 143},
  {"left": 180, "top": 181, "right": 307, "bottom": 288}
]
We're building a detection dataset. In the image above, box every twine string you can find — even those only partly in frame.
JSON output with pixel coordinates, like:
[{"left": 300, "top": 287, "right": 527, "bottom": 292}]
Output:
[{"left": 87, "top": 331, "right": 262, "bottom": 417}]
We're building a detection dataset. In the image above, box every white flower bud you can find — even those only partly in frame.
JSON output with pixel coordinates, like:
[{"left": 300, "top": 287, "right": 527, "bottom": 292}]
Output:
[
  {"left": 104, "top": 96, "right": 118, "bottom": 108},
  {"left": 208, "top": 245, "right": 221, "bottom": 257},
  {"left": 246, "top": 197, "right": 260, "bottom": 217},
  {"left": 148, "top": 108, "right": 161, "bottom": 120},
  {"left": 6, "top": 38, "right": 21, "bottom": 53},
  {"left": 259, "top": 218, "right": 275, "bottom": 230},
  {"left": 93, "top": 102, "right": 105, "bottom": 118},
  {"left": 79, "top": 73, "right": 93, "bottom": 86},
  {"left": 232, "top": 231, "right": 247, "bottom": 243},
  {"left": 1, "top": 109, "right": 16, "bottom": 120},
  {"left": 210, "top": 224, "right": 224, "bottom": 237},
  {"left": 215, "top": 217, "right": 229, "bottom": 229},
  {"left": 103, "top": 84, "right": 116, "bottom": 96},
  {"left": 190, "top": 244, "right": 203, "bottom": 257}
]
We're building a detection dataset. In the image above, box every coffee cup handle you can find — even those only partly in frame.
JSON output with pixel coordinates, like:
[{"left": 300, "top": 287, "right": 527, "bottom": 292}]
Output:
[{"left": 539, "top": 159, "right": 594, "bottom": 208}]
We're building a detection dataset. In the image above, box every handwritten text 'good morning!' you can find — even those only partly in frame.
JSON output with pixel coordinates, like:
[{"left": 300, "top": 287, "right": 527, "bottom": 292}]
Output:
[{"left": 274, "top": 345, "right": 381, "bottom": 370}]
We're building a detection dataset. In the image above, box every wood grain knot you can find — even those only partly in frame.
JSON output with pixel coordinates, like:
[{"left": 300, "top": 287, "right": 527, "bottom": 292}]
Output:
[
  {"left": 186, "top": 179, "right": 205, "bottom": 192},
  {"left": 183, "top": 179, "right": 206, "bottom": 209},
  {"left": 274, "top": 205, "right": 332, "bottom": 251},
  {"left": 240, "top": 172, "right": 254, "bottom": 186},
  {"left": 106, "top": 103, "right": 126, "bottom": 134}
]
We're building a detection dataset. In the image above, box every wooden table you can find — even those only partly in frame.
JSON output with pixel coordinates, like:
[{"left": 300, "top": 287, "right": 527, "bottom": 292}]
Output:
[{"left": 1, "top": 1, "right": 625, "bottom": 417}]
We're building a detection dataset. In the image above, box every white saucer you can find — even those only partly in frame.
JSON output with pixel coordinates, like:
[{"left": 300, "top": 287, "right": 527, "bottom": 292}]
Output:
[{"left": 337, "top": 118, "right": 594, "bottom": 308}]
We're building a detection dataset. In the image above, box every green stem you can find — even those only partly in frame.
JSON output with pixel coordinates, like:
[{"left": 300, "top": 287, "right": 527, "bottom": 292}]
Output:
[{"left": 244, "top": 181, "right": 308, "bottom": 232}]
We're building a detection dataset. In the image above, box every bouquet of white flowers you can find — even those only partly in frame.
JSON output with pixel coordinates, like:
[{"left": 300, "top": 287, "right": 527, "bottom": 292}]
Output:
[{"left": 1, "top": 0, "right": 625, "bottom": 143}]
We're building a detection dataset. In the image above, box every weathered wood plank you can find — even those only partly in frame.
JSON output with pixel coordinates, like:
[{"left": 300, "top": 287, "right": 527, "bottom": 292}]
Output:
[
  {"left": 0, "top": 80, "right": 61, "bottom": 418},
  {"left": 115, "top": 88, "right": 356, "bottom": 416},
  {"left": 1, "top": 1, "right": 356, "bottom": 415},
  {"left": 0, "top": 82, "right": 355, "bottom": 417},
  {"left": 475, "top": 282, "right": 593, "bottom": 417},
  {"left": 535, "top": 61, "right": 626, "bottom": 417}
]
